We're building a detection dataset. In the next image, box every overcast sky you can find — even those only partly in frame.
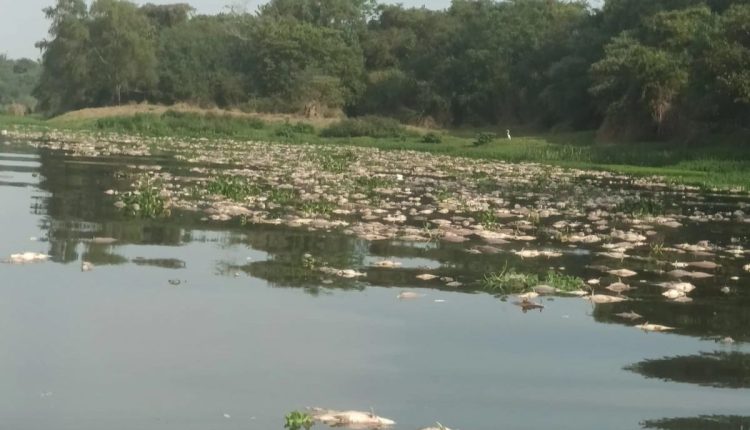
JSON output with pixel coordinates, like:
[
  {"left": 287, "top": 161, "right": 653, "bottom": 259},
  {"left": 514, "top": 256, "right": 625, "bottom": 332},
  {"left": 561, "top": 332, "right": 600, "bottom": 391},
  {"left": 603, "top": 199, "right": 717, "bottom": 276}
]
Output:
[{"left": 0, "top": 0, "right": 459, "bottom": 59}]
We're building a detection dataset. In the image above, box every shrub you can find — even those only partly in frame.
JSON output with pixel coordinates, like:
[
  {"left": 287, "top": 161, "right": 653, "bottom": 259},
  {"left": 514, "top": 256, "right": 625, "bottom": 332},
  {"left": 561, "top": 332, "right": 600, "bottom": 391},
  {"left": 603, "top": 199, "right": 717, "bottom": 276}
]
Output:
[
  {"left": 421, "top": 132, "right": 442, "bottom": 144},
  {"left": 320, "top": 115, "right": 407, "bottom": 138},
  {"left": 276, "top": 121, "right": 316, "bottom": 138},
  {"left": 473, "top": 132, "right": 496, "bottom": 146}
]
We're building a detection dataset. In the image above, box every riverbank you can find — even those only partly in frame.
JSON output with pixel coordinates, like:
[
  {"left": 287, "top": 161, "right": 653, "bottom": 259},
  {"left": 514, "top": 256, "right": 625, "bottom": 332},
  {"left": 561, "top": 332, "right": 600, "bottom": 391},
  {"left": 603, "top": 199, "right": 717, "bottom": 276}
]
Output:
[{"left": 1, "top": 108, "right": 748, "bottom": 191}]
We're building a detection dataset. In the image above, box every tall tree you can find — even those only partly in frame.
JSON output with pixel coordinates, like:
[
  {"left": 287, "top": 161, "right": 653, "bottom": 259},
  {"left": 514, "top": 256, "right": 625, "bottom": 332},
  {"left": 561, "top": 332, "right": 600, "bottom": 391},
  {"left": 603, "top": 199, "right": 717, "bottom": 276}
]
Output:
[
  {"left": 88, "top": 0, "right": 158, "bottom": 105},
  {"left": 34, "top": 0, "right": 91, "bottom": 113}
]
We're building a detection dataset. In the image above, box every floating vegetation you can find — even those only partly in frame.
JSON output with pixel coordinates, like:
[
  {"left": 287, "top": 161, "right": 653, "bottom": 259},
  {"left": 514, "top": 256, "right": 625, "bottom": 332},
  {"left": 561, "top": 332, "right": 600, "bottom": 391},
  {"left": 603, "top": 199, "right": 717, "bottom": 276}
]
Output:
[
  {"left": 206, "top": 176, "right": 262, "bottom": 201},
  {"left": 284, "top": 411, "right": 313, "bottom": 430},
  {"left": 117, "top": 183, "right": 169, "bottom": 218},
  {"left": 482, "top": 265, "right": 584, "bottom": 294}
]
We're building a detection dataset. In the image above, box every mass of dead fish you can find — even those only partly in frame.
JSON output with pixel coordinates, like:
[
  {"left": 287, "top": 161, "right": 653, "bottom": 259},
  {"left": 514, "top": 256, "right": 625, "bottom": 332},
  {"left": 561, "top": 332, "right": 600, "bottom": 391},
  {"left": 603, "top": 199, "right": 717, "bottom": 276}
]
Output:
[{"left": 4, "top": 128, "right": 750, "bottom": 340}]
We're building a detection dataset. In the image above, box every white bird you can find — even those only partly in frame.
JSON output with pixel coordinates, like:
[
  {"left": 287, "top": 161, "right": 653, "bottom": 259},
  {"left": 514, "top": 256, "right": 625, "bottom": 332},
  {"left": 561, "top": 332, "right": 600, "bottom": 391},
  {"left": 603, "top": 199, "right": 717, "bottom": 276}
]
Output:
[{"left": 506, "top": 129, "right": 511, "bottom": 140}]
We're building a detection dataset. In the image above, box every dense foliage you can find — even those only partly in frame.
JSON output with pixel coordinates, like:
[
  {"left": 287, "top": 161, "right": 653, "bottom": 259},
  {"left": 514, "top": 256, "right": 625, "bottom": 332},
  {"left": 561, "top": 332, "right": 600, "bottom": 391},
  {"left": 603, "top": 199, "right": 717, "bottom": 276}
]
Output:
[
  {"left": 0, "top": 55, "right": 41, "bottom": 114},
  {"left": 25, "top": 0, "right": 750, "bottom": 139}
]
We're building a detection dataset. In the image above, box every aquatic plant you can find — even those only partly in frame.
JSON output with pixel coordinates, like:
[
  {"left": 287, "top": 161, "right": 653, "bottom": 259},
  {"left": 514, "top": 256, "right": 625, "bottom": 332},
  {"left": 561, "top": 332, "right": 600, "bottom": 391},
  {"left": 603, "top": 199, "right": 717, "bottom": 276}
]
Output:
[
  {"left": 284, "top": 411, "right": 314, "bottom": 430},
  {"left": 616, "top": 197, "right": 666, "bottom": 217},
  {"left": 477, "top": 210, "right": 499, "bottom": 230},
  {"left": 206, "top": 176, "right": 262, "bottom": 201},
  {"left": 299, "top": 200, "right": 335, "bottom": 216},
  {"left": 118, "top": 185, "right": 168, "bottom": 218},
  {"left": 482, "top": 266, "right": 539, "bottom": 294},
  {"left": 482, "top": 265, "right": 584, "bottom": 294},
  {"left": 314, "top": 150, "right": 357, "bottom": 173},
  {"left": 268, "top": 188, "right": 298, "bottom": 206}
]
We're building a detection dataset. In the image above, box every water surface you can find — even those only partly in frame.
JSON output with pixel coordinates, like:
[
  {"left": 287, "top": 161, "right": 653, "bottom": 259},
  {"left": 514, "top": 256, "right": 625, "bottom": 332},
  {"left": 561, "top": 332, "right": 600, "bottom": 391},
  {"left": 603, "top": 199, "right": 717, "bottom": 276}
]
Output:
[{"left": 1, "top": 140, "right": 749, "bottom": 430}]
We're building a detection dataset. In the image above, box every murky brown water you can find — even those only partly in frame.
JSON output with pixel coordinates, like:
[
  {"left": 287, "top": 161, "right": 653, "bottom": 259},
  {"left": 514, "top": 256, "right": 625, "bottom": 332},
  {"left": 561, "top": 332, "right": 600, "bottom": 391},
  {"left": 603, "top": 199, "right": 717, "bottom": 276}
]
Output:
[{"left": 1, "top": 136, "right": 749, "bottom": 430}]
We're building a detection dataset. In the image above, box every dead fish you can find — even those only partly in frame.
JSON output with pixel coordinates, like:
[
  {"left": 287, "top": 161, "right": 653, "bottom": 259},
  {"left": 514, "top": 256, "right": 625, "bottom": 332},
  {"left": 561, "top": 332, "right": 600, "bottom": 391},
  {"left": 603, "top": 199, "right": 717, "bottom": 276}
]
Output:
[
  {"left": 374, "top": 260, "right": 401, "bottom": 268},
  {"left": 514, "top": 249, "right": 541, "bottom": 258},
  {"left": 615, "top": 310, "right": 643, "bottom": 320},
  {"left": 397, "top": 291, "right": 421, "bottom": 300},
  {"left": 337, "top": 269, "right": 366, "bottom": 278},
  {"left": 416, "top": 274, "right": 438, "bottom": 281},
  {"left": 667, "top": 269, "right": 692, "bottom": 278},
  {"left": 474, "top": 245, "right": 503, "bottom": 254},
  {"left": 658, "top": 282, "right": 696, "bottom": 293},
  {"left": 688, "top": 261, "right": 720, "bottom": 270},
  {"left": 513, "top": 299, "right": 544, "bottom": 312},
  {"left": 686, "top": 271, "right": 713, "bottom": 279},
  {"left": 608, "top": 269, "right": 637, "bottom": 277},
  {"left": 445, "top": 281, "right": 463, "bottom": 288},
  {"left": 563, "top": 289, "right": 589, "bottom": 297},
  {"left": 718, "top": 336, "right": 735, "bottom": 345},
  {"left": 586, "top": 265, "right": 611, "bottom": 273},
  {"left": 310, "top": 408, "right": 395, "bottom": 427},
  {"left": 587, "top": 278, "right": 600, "bottom": 285},
  {"left": 605, "top": 282, "right": 632, "bottom": 293},
  {"left": 585, "top": 295, "right": 628, "bottom": 304},
  {"left": 419, "top": 424, "right": 453, "bottom": 430},
  {"left": 518, "top": 292, "right": 540, "bottom": 300},
  {"left": 6, "top": 252, "right": 49, "bottom": 264},
  {"left": 672, "top": 296, "right": 693, "bottom": 303},
  {"left": 81, "top": 261, "right": 94, "bottom": 272},
  {"left": 88, "top": 237, "right": 118, "bottom": 245},
  {"left": 636, "top": 323, "right": 675, "bottom": 332},
  {"left": 533, "top": 285, "right": 557, "bottom": 295},
  {"left": 662, "top": 289, "right": 686, "bottom": 299},
  {"left": 744, "top": 264, "right": 750, "bottom": 272}
]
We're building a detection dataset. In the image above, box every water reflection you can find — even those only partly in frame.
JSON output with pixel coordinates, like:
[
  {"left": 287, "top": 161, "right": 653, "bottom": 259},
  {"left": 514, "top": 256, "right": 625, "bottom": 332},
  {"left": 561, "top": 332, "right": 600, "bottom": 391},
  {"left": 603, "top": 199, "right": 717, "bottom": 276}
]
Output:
[
  {"left": 641, "top": 415, "right": 750, "bottom": 429},
  {"left": 626, "top": 352, "right": 750, "bottom": 388}
]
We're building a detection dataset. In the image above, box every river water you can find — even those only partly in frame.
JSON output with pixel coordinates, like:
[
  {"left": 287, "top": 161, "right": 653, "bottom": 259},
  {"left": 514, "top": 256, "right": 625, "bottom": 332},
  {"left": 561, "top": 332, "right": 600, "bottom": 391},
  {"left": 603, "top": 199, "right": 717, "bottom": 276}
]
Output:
[{"left": 0, "top": 138, "right": 749, "bottom": 430}]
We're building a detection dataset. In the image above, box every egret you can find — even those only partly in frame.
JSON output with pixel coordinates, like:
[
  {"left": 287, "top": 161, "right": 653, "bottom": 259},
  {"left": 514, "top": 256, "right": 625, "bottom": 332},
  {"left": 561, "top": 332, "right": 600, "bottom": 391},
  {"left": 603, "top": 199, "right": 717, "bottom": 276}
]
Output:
[{"left": 506, "top": 129, "right": 511, "bottom": 140}]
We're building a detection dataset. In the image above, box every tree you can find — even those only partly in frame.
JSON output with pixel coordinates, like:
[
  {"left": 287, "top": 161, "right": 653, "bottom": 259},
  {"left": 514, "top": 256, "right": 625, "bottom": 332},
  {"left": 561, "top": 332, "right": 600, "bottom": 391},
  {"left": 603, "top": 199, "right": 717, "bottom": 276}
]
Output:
[
  {"left": 34, "top": 0, "right": 91, "bottom": 113},
  {"left": 88, "top": 0, "right": 158, "bottom": 105}
]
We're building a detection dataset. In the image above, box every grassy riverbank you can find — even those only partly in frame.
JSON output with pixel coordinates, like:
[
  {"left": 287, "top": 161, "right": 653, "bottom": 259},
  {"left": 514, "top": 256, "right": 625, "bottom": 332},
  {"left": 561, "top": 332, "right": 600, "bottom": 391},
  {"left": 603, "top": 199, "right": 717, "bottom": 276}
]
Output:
[{"left": 2, "top": 109, "right": 748, "bottom": 191}]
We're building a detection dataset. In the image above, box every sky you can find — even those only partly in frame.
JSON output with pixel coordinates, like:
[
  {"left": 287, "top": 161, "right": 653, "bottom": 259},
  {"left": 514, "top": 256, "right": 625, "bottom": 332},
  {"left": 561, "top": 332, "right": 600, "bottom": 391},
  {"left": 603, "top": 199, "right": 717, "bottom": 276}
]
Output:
[{"left": 0, "top": 0, "right": 454, "bottom": 59}]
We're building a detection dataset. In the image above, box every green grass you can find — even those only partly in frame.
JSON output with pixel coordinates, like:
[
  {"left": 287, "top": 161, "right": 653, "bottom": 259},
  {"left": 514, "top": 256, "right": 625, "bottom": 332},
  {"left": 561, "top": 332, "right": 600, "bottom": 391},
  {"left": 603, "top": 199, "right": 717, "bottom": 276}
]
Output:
[
  {"left": 2, "top": 112, "right": 749, "bottom": 191},
  {"left": 94, "top": 110, "right": 265, "bottom": 137},
  {"left": 482, "top": 265, "right": 584, "bottom": 294},
  {"left": 206, "top": 176, "right": 262, "bottom": 201},
  {"left": 118, "top": 186, "right": 168, "bottom": 218}
]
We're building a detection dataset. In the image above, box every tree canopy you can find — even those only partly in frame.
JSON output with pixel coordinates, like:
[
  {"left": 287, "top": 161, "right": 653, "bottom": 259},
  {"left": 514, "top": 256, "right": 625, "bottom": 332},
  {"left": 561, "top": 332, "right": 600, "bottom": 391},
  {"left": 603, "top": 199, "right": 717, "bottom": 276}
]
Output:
[{"left": 25, "top": 0, "right": 750, "bottom": 140}]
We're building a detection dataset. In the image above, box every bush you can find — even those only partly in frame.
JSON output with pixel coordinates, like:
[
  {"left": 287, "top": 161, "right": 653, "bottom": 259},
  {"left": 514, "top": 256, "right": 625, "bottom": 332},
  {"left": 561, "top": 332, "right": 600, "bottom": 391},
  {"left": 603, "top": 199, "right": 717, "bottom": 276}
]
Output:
[
  {"left": 95, "top": 110, "right": 265, "bottom": 137},
  {"left": 276, "top": 121, "right": 316, "bottom": 138},
  {"left": 421, "top": 132, "right": 442, "bottom": 144},
  {"left": 320, "top": 115, "right": 407, "bottom": 138},
  {"left": 473, "top": 132, "right": 496, "bottom": 146}
]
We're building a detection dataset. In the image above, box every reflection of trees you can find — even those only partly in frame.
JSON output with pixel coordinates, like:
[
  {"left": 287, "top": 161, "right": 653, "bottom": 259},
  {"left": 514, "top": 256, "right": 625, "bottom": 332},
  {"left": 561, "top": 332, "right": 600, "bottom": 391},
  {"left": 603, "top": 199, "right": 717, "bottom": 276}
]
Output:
[
  {"left": 33, "top": 149, "right": 186, "bottom": 263},
  {"left": 641, "top": 415, "right": 750, "bottom": 429},
  {"left": 593, "top": 299, "right": 750, "bottom": 342},
  {"left": 626, "top": 352, "right": 750, "bottom": 389}
]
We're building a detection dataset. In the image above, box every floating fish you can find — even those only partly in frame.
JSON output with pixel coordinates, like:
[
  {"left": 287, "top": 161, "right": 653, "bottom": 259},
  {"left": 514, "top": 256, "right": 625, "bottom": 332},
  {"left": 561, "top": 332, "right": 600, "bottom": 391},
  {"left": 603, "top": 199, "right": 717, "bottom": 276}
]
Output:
[
  {"left": 608, "top": 269, "right": 637, "bottom": 277},
  {"left": 310, "top": 408, "right": 395, "bottom": 427},
  {"left": 615, "top": 310, "right": 643, "bottom": 320},
  {"left": 605, "top": 282, "right": 632, "bottom": 293},
  {"left": 636, "top": 323, "right": 675, "bottom": 332},
  {"left": 513, "top": 299, "right": 544, "bottom": 312},
  {"left": 6, "top": 252, "right": 49, "bottom": 264},
  {"left": 416, "top": 274, "right": 438, "bottom": 281},
  {"left": 688, "top": 261, "right": 720, "bottom": 270},
  {"left": 585, "top": 295, "right": 628, "bottom": 304},
  {"left": 662, "top": 289, "right": 686, "bottom": 299},
  {"left": 397, "top": 291, "right": 420, "bottom": 300},
  {"left": 374, "top": 260, "right": 401, "bottom": 268}
]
